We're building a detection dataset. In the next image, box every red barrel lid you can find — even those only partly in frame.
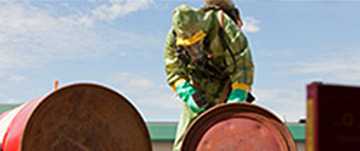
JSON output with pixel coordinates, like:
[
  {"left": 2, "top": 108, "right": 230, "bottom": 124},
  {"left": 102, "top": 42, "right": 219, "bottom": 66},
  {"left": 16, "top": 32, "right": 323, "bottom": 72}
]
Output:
[
  {"left": 181, "top": 103, "right": 296, "bottom": 151},
  {"left": 19, "top": 83, "right": 152, "bottom": 151}
]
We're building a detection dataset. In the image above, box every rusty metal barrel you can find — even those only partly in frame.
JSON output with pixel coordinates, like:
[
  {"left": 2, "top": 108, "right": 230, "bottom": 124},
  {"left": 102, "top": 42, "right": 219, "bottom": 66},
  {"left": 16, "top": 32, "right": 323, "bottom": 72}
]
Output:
[
  {"left": 181, "top": 103, "right": 297, "bottom": 151},
  {"left": 0, "top": 83, "right": 152, "bottom": 151}
]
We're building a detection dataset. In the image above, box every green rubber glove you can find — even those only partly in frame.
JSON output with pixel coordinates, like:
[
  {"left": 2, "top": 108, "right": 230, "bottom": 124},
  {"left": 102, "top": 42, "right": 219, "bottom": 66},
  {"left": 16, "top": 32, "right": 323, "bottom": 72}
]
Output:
[
  {"left": 227, "top": 88, "right": 248, "bottom": 103},
  {"left": 175, "top": 81, "right": 206, "bottom": 113}
]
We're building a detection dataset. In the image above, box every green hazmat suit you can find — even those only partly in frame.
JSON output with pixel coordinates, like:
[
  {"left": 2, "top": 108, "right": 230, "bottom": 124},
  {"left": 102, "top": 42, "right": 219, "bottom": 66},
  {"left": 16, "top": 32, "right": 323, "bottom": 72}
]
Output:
[{"left": 164, "top": 5, "right": 254, "bottom": 151}]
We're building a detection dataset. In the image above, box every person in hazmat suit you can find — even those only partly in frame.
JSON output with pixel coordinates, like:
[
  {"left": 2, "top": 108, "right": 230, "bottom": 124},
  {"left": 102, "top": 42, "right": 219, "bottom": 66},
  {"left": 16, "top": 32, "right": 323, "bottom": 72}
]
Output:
[{"left": 163, "top": 3, "right": 254, "bottom": 151}]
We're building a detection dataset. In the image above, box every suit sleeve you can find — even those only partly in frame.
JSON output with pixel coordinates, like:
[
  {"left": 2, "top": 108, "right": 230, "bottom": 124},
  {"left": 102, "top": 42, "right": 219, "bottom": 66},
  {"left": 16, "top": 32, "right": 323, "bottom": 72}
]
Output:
[
  {"left": 164, "top": 30, "right": 188, "bottom": 90},
  {"left": 217, "top": 11, "right": 255, "bottom": 89}
]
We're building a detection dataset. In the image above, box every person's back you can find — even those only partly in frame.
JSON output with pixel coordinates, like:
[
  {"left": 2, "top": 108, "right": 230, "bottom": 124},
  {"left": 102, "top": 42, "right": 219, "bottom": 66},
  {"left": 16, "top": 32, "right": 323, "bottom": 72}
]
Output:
[{"left": 202, "top": 0, "right": 243, "bottom": 28}]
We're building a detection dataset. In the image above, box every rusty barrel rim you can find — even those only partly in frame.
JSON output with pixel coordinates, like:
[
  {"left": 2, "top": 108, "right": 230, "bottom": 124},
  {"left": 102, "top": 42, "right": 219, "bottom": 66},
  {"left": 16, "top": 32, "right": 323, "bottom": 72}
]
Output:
[
  {"left": 181, "top": 103, "right": 297, "bottom": 151},
  {"left": 3, "top": 83, "right": 152, "bottom": 151}
]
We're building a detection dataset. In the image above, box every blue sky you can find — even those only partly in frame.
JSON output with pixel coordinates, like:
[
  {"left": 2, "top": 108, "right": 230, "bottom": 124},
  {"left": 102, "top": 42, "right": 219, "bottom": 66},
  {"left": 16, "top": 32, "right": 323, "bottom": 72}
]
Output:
[{"left": 0, "top": 0, "right": 359, "bottom": 122}]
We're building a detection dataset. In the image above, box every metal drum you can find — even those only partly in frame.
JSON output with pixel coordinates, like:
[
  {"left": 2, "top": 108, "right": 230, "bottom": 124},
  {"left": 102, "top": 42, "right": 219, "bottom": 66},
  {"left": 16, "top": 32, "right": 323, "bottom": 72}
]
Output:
[
  {"left": 0, "top": 83, "right": 152, "bottom": 151},
  {"left": 307, "top": 82, "right": 360, "bottom": 151},
  {"left": 182, "top": 103, "right": 297, "bottom": 151}
]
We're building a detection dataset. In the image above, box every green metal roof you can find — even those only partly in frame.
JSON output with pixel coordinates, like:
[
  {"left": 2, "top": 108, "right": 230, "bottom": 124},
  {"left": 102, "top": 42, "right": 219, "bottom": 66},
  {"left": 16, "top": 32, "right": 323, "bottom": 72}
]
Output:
[
  {"left": 147, "top": 122, "right": 178, "bottom": 141},
  {"left": 0, "top": 105, "right": 305, "bottom": 142},
  {"left": 147, "top": 122, "right": 305, "bottom": 142},
  {"left": 0, "top": 104, "right": 19, "bottom": 114},
  {"left": 287, "top": 123, "right": 305, "bottom": 141}
]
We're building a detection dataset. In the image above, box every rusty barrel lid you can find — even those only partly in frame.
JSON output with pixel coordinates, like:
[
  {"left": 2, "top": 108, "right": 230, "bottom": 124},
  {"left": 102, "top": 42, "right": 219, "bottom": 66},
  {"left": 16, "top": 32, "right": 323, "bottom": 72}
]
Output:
[
  {"left": 181, "top": 103, "right": 296, "bottom": 151},
  {"left": 19, "top": 83, "right": 152, "bottom": 151}
]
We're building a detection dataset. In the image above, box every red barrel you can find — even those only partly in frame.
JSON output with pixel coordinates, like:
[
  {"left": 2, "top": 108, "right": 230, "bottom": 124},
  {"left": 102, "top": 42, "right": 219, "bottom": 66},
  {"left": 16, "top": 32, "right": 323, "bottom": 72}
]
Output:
[
  {"left": 0, "top": 111, "right": 8, "bottom": 120},
  {"left": 0, "top": 83, "right": 152, "bottom": 151},
  {"left": 307, "top": 82, "right": 360, "bottom": 151},
  {"left": 181, "top": 103, "right": 297, "bottom": 151}
]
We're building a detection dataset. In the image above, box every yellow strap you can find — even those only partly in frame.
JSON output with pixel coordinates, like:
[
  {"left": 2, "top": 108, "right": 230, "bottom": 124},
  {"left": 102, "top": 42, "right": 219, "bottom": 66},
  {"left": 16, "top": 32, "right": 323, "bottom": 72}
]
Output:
[
  {"left": 171, "top": 78, "right": 186, "bottom": 91},
  {"left": 176, "top": 31, "right": 207, "bottom": 46},
  {"left": 231, "top": 82, "right": 250, "bottom": 91}
]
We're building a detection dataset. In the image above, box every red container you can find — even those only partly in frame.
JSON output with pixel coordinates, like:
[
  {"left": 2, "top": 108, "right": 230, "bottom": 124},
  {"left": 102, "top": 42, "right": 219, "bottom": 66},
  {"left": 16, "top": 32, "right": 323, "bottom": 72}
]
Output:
[
  {"left": 0, "top": 112, "right": 8, "bottom": 120},
  {"left": 182, "top": 103, "right": 296, "bottom": 151},
  {"left": 307, "top": 82, "right": 360, "bottom": 151},
  {"left": 0, "top": 83, "right": 152, "bottom": 151}
]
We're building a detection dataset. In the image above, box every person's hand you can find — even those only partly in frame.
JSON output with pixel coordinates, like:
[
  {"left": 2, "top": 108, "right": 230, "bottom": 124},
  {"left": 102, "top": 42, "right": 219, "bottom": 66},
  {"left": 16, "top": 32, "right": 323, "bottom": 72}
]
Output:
[
  {"left": 227, "top": 83, "right": 249, "bottom": 103},
  {"left": 175, "top": 80, "right": 207, "bottom": 113},
  {"left": 227, "top": 88, "right": 248, "bottom": 103}
]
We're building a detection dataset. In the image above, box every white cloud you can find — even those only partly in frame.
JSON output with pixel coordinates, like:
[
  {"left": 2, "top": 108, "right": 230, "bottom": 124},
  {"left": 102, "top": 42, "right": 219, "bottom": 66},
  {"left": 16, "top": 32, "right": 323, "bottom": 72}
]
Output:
[
  {"left": 0, "top": 73, "right": 26, "bottom": 84},
  {"left": 243, "top": 16, "right": 261, "bottom": 33},
  {"left": 252, "top": 48, "right": 360, "bottom": 122},
  {"left": 0, "top": 1, "right": 160, "bottom": 106},
  {"left": 0, "top": 98, "right": 21, "bottom": 104},
  {"left": 110, "top": 73, "right": 306, "bottom": 121},
  {"left": 289, "top": 51, "right": 360, "bottom": 84},
  {"left": 0, "top": 1, "right": 154, "bottom": 70},
  {"left": 111, "top": 72, "right": 155, "bottom": 90},
  {"left": 91, "top": 0, "right": 153, "bottom": 22},
  {"left": 110, "top": 72, "right": 181, "bottom": 121},
  {"left": 254, "top": 88, "right": 305, "bottom": 122},
  {"left": 0, "top": 3, "right": 58, "bottom": 34},
  {"left": 7, "top": 75, "right": 26, "bottom": 83}
]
